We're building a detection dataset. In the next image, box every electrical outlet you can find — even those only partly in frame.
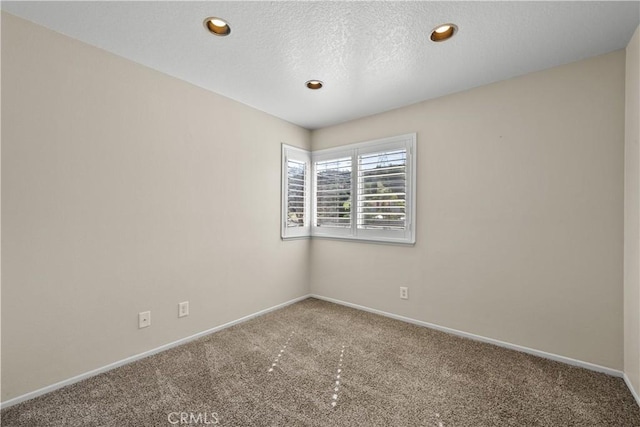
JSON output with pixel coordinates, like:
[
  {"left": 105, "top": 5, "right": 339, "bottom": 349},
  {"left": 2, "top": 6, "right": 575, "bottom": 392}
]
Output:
[
  {"left": 138, "top": 311, "right": 151, "bottom": 328},
  {"left": 400, "top": 287, "right": 409, "bottom": 300},
  {"left": 179, "top": 301, "right": 189, "bottom": 318}
]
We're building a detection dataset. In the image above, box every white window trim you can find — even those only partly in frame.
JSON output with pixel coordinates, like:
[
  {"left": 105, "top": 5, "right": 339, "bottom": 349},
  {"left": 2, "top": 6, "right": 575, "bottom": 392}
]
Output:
[
  {"left": 281, "top": 133, "right": 416, "bottom": 245},
  {"left": 281, "top": 144, "right": 311, "bottom": 239}
]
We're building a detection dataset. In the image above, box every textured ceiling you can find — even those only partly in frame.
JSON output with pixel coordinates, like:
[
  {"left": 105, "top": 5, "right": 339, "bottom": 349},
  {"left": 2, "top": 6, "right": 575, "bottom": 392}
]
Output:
[{"left": 2, "top": 1, "right": 639, "bottom": 130}]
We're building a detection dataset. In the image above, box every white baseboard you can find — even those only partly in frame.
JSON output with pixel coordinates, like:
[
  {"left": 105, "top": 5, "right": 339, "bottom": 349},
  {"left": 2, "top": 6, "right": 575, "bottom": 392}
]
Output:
[
  {"left": 4, "top": 293, "right": 635, "bottom": 410},
  {"left": 0, "top": 294, "right": 311, "bottom": 409},
  {"left": 310, "top": 294, "right": 624, "bottom": 378},
  {"left": 624, "top": 373, "right": 640, "bottom": 407}
]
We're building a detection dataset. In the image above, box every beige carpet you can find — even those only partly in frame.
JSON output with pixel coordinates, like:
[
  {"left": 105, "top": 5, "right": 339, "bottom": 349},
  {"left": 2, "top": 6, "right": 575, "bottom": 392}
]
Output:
[{"left": 2, "top": 298, "right": 639, "bottom": 426}]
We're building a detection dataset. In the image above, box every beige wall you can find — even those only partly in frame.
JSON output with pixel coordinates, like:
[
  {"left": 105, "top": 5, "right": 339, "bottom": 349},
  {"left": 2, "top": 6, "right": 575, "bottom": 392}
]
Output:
[
  {"left": 625, "top": 25, "right": 640, "bottom": 397},
  {"left": 1, "top": 10, "right": 633, "bottom": 404},
  {"left": 311, "top": 50, "right": 626, "bottom": 370},
  {"left": 1, "top": 13, "right": 311, "bottom": 401}
]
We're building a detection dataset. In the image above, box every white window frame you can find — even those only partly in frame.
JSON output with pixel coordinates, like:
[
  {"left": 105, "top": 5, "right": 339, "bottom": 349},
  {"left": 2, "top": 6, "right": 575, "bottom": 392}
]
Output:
[
  {"left": 281, "top": 144, "right": 311, "bottom": 239},
  {"left": 281, "top": 133, "right": 416, "bottom": 244},
  {"left": 312, "top": 133, "right": 416, "bottom": 245}
]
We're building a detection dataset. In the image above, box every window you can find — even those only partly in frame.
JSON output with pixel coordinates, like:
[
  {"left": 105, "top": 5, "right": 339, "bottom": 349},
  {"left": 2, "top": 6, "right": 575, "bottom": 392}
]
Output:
[
  {"left": 281, "top": 145, "right": 311, "bottom": 239},
  {"left": 281, "top": 133, "right": 416, "bottom": 244},
  {"left": 313, "top": 133, "right": 416, "bottom": 244}
]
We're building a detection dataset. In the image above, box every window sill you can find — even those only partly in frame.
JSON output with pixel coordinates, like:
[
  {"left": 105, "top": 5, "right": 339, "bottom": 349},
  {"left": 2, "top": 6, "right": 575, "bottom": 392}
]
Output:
[{"left": 283, "top": 234, "right": 415, "bottom": 246}]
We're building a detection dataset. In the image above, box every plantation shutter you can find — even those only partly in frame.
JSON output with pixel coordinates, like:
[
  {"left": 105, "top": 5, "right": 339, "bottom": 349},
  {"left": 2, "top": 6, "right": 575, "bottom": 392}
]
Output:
[
  {"left": 286, "top": 159, "right": 306, "bottom": 228},
  {"left": 357, "top": 149, "right": 407, "bottom": 231},
  {"left": 281, "top": 144, "right": 310, "bottom": 239},
  {"left": 315, "top": 157, "right": 352, "bottom": 228}
]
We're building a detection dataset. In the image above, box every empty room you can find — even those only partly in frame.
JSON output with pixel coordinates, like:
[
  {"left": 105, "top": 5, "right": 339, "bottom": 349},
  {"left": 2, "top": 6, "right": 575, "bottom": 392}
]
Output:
[{"left": 2, "top": 1, "right": 640, "bottom": 426}]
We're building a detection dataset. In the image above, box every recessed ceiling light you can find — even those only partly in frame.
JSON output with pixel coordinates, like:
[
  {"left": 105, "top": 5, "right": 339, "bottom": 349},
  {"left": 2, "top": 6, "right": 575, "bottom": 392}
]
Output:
[
  {"left": 204, "top": 17, "right": 230, "bottom": 36},
  {"left": 430, "top": 23, "right": 457, "bottom": 42},
  {"left": 306, "top": 80, "right": 323, "bottom": 90}
]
